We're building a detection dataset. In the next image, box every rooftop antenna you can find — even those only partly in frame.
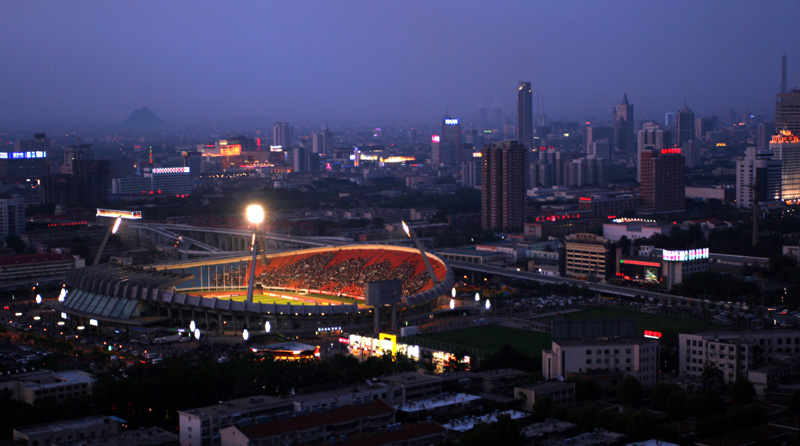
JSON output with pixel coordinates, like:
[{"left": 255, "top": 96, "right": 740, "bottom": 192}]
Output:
[{"left": 781, "top": 53, "right": 788, "bottom": 94}]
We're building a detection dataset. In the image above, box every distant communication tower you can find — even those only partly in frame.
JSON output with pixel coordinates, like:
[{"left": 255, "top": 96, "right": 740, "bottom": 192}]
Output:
[{"left": 782, "top": 53, "right": 788, "bottom": 94}]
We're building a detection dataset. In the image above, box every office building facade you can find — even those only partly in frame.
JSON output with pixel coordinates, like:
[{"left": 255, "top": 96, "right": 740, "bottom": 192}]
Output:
[
  {"left": 272, "top": 123, "right": 293, "bottom": 149},
  {"left": 776, "top": 89, "right": 800, "bottom": 135},
  {"left": 770, "top": 130, "right": 800, "bottom": 202},
  {"left": 0, "top": 197, "right": 25, "bottom": 237},
  {"left": 542, "top": 339, "right": 659, "bottom": 389},
  {"left": 613, "top": 94, "right": 634, "bottom": 155},
  {"left": 735, "top": 147, "right": 782, "bottom": 209},
  {"left": 675, "top": 103, "right": 695, "bottom": 146}
]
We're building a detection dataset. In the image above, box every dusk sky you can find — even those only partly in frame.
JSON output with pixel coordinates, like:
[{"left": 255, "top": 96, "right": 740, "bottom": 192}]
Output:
[{"left": 2, "top": 0, "right": 800, "bottom": 127}]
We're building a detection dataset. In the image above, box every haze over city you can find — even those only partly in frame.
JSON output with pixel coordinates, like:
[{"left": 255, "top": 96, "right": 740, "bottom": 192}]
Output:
[{"left": 3, "top": 0, "right": 800, "bottom": 127}]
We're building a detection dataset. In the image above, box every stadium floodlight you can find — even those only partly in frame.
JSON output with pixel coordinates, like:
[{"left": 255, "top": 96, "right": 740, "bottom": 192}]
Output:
[
  {"left": 242, "top": 329, "right": 249, "bottom": 341},
  {"left": 246, "top": 204, "right": 265, "bottom": 225},
  {"left": 246, "top": 204, "right": 265, "bottom": 304},
  {"left": 399, "top": 220, "right": 439, "bottom": 286},
  {"left": 264, "top": 321, "right": 271, "bottom": 333},
  {"left": 401, "top": 220, "right": 411, "bottom": 238},
  {"left": 189, "top": 320, "right": 196, "bottom": 332},
  {"left": 93, "top": 216, "right": 126, "bottom": 266}
]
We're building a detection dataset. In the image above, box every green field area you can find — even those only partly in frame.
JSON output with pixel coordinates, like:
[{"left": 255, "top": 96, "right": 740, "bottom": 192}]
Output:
[
  {"left": 562, "top": 307, "right": 721, "bottom": 333},
  {"left": 413, "top": 308, "right": 721, "bottom": 359},
  {"left": 415, "top": 325, "right": 552, "bottom": 357}
]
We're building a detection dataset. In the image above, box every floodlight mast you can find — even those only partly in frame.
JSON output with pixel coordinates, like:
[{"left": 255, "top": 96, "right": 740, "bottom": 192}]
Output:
[
  {"left": 401, "top": 220, "right": 439, "bottom": 285},
  {"left": 93, "top": 216, "right": 122, "bottom": 266},
  {"left": 246, "top": 205, "right": 265, "bottom": 304}
]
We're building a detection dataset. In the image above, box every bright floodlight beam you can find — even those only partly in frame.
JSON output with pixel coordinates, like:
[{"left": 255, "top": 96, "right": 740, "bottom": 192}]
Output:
[
  {"left": 246, "top": 205, "right": 265, "bottom": 304},
  {"left": 400, "top": 220, "right": 439, "bottom": 286},
  {"left": 93, "top": 216, "right": 124, "bottom": 266}
]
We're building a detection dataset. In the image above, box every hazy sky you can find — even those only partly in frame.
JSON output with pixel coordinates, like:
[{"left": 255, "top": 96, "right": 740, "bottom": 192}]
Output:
[{"left": 2, "top": 0, "right": 799, "bottom": 127}]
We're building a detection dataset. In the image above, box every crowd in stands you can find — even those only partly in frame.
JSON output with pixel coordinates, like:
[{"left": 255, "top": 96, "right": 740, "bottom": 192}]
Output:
[{"left": 256, "top": 250, "right": 437, "bottom": 298}]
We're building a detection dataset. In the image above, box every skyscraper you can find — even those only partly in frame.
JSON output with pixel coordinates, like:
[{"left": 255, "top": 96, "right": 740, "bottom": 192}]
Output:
[
  {"left": 273, "top": 123, "right": 293, "bottom": 149},
  {"left": 311, "top": 126, "right": 334, "bottom": 154},
  {"left": 0, "top": 197, "right": 25, "bottom": 237},
  {"left": 517, "top": 81, "right": 533, "bottom": 148},
  {"left": 640, "top": 147, "right": 685, "bottom": 214},
  {"left": 736, "top": 147, "right": 781, "bottom": 209},
  {"left": 776, "top": 89, "right": 800, "bottom": 135},
  {"left": 481, "top": 140, "right": 526, "bottom": 232},
  {"left": 613, "top": 94, "right": 634, "bottom": 155},
  {"left": 675, "top": 102, "right": 695, "bottom": 146},
  {"left": 73, "top": 159, "right": 110, "bottom": 206},
  {"left": 436, "top": 115, "right": 461, "bottom": 165},
  {"left": 584, "top": 126, "right": 615, "bottom": 155},
  {"left": 770, "top": 130, "right": 800, "bottom": 202}
]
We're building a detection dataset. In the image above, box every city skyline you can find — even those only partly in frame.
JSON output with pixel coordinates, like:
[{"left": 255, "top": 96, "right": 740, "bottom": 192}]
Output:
[{"left": 2, "top": 0, "right": 800, "bottom": 127}]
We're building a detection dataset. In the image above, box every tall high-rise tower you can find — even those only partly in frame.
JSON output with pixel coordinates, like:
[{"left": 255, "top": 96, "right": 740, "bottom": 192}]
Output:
[
  {"left": 435, "top": 115, "right": 461, "bottom": 165},
  {"left": 517, "top": 81, "right": 533, "bottom": 148},
  {"left": 771, "top": 130, "right": 800, "bottom": 202},
  {"left": 273, "top": 123, "right": 293, "bottom": 148},
  {"left": 640, "top": 147, "right": 685, "bottom": 214},
  {"left": 776, "top": 89, "right": 800, "bottom": 135},
  {"left": 481, "top": 140, "right": 526, "bottom": 232},
  {"left": 736, "top": 147, "right": 781, "bottom": 209},
  {"left": 781, "top": 53, "right": 788, "bottom": 94},
  {"left": 636, "top": 124, "right": 673, "bottom": 182},
  {"left": 613, "top": 94, "right": 635, "bottom": 155},
  {"left": 675, "top": 102, "right": 695, "bottom": 146}
]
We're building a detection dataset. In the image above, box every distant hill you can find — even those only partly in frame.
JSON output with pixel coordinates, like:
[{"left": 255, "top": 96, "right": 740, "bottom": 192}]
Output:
[{"left": 120, "top": 107, "right": 170, "bottom": 130}]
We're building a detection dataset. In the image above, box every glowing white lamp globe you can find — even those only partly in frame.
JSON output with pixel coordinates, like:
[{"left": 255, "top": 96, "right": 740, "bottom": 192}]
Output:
[
  {"left": 264, "top": 321, "right": 271, "bottom": 333},
  {"left": 474, "top": 292, "right": 480, "bottom": 302},
  {"left": 35, "top": 294, "right": 42, "bottom": 304},
  {"left": 451, "top": 287, "right": 456, "bottom": 298},
  {"left": 58, "top": 288, "right": 67, "bottom": 302},
  {"left": 449, "top": 299, "right": 455, "bottom": 310},
  {"left": 485, "top": 299, "right": 491, "bottom": 310},
  {"left": 242, "top": 329, "right": 249, "bottom": 341},
  {"left": 189, "top": 320, "right": 196, "bottom": 332},
  {"left": 194, "top": 328, "right": 201, "bottom": 340},
  {"left": 246, "top": 204, "right": 265, "bottom": 224}
]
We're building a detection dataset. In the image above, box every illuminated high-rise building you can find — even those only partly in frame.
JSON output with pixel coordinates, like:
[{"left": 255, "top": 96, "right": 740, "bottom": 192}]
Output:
[
  {"left": 776, "top": 89, "right": 800, "bottom": 135},
  {"left": 675, "top": 102, "right": 695, "bottom": 146},
  {"left": 613, "top": 94, "right": 634, "bottom": 155},
  {"left": 517, "top": 81, "right": 533, "bottom": 148},
  {"left": 771, "top": 130, "right": 800, "bottom": 202},
  {"left": 640, "top": 146, "right": 685, "bottom": 214},
  {"left": 434, "top": 115, "right": 461, "bottom": 165},
  {"left": 481, "top": 140, "right": 526, "bottom": 231},
  {"left": 636, "top": 124, "right": 673, "bottom": 182}
]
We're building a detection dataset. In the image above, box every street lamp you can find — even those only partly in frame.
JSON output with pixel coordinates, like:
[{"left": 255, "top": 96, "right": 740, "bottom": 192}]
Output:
[{"left": 246, "top": 205, "right": 265, "bottom": 304}]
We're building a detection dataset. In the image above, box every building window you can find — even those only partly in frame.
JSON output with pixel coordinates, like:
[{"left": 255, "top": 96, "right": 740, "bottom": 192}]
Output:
[{"left": 587, "top": 350, "right": 591, "bottom": 355}]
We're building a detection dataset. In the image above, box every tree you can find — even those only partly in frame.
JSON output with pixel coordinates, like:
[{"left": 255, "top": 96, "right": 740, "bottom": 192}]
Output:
[
  {"left": 618, "top": 376, "right": 643, "bottom": 406},
  {"left": 732, "top": 376, "right": 756, "bottom": 405},
  {"left": 665, "top": 391, "right": 686, "bottom": 419},
  {"left": 531, "top": 396, "right": 554, "bottom": 421},
  {"left": 651, "top": 382, "right": 672, "bottom": 411}
]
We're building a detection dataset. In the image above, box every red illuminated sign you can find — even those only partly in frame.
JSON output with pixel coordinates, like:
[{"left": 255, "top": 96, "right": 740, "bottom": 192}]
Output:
[
  {"left": 338, "top": 337, "right": 350, "bottom": 344},
  {"left": 579, "top": 197, "right": 592, "bottom": 201},
  {"left": 432, "top": 135, "right": 440, "bottom": 143},
  {"left": 644, "top": 330, "right": 662, "bottom": 339},
  {"left": 620, "top": 259, "right": 661, "bottom": 267},
  {"left": 661, "top": 148, "right": 682, "bottom": 154}
]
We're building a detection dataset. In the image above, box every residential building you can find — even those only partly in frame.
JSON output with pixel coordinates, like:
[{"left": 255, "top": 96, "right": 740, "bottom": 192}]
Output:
[
  {"left": 0, "top": 196, "right": 25, "bottom": 237},
  {"left": 636, "top": 124, "right": 673, "bottom": 182},
  {"left": 515, "top": 381, "right": 576, "bottom": 412},
  {"left": 0, "top": 370, "right": 94, "bottom": 405},
  {"left": 377, "top": 372, "right": 441, "bottom": 402},
  {"left": 112, "top": 166, "right": 193, "bottom": 197},
  {"left": 584, "top": 126, "right": 614, "bottom": 155},
  {"left": 178, "top": 395, "right": 293, "bottom": 446},
  {"left": 0, "top": 253, "right": 84, "bottom": 283},
  {"left": 679, "top": 330, "right": 800, "bottom": 384},
  {"left": 542, "top": 338, "right": 660, "bottom": 388},
  {"left": 481, "top": 140, "right": 526, "bottom": 231},
  {"left": 675, "top": 102, "right": 695, "bottom": 146},
  {"left": 639, "top": 147, "right": 685, "bottom": 214},
  {"left": 219, "top": 399, "right": 394, "bottom": 446},
  {"left": 13, "top": 416, "right": 120, "bottom": 446}
]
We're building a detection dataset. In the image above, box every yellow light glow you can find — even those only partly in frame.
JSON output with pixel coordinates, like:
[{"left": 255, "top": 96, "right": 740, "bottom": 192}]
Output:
[{"left": 246, "top": 205, "right": 265, "bottom": 224}]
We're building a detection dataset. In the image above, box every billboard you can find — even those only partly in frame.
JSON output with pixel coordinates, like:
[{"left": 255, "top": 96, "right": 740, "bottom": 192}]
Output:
[
  {"left": 662, "top": 248, "right": 709, "bottom": 262},
  {"left": 364, "top": 280, "right": 402, "bottom": 306}
]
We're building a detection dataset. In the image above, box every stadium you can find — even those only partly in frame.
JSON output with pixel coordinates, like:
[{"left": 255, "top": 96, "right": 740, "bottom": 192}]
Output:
[{"left": 58, "top": 244, "right": 454, "bottom": 339}]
